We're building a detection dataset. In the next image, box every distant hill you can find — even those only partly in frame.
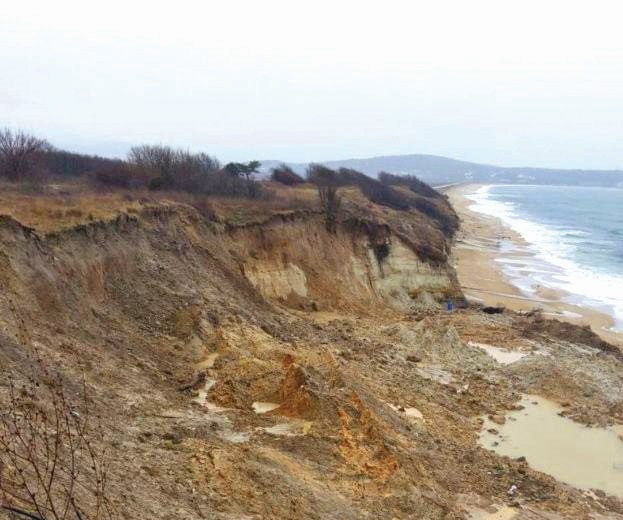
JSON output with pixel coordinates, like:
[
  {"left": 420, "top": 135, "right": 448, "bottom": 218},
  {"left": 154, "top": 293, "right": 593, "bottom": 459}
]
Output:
[{"left": 260, "top": 154, "right": 623, "bottom": 187}]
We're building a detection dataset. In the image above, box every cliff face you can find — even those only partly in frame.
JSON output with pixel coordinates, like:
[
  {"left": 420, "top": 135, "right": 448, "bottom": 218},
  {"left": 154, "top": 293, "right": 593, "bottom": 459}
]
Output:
[
  {"left": 0, "top": 205, "right": 457, "bottom": 328},
  {"left": 230, "top": 214, "right": 459, "bottom": 314},
  {"left": 1, "top": 189, "right": 620, "bottom": 519}
]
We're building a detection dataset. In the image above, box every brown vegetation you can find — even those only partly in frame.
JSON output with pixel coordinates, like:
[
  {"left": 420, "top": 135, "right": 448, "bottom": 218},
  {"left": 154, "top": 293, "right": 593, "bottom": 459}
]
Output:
[
  {"left": 379, "top": 171, "right": 442, "bottom": 199},
  {"left": 0, "top": 358, "right": 114, "bottom": 520},
  {"left": 304, "top": 163, "right": 458, "bottom": 237},
  {"left": 270, "top": 164, "right": 305, "bottom": 186},
  {"left": 307, "top": 164, "right": 342, "bottom": 233},
  {"left": 44, "top": 151, "right": 120, "bottom": 179},
  {"left": 0, "top": 129, "right": 267, "bottom": 200},
  {"left": 0, "top": 129, "right": 51, "bottom": 182}
]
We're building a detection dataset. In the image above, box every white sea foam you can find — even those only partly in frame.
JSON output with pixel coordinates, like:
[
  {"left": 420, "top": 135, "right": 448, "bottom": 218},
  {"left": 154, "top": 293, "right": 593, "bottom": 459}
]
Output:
[{"left": 467, "top": 185, "right": 623, "bottom": 331}]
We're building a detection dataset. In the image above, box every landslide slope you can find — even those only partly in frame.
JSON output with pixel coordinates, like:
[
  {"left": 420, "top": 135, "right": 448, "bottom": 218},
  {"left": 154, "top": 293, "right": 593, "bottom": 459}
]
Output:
[{"left": 0, "top": 184, "right": 621, "bottom": 519}]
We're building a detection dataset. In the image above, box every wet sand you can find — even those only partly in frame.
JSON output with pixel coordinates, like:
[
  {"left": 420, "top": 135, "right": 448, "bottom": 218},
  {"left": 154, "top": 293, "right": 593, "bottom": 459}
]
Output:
[{"left": 447, "top": 184, "right": 623, "bottom": 347}]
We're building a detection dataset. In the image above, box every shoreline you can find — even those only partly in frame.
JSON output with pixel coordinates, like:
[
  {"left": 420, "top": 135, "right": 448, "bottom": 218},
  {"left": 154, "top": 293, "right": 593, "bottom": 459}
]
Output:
[{"left": 447, "top": 184, "right": 623, "bottom": 347}]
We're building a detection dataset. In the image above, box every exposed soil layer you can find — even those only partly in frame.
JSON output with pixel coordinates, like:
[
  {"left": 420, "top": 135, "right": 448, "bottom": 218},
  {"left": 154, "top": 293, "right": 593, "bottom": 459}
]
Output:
[{"left": 0, "top": 190, "right": 621, "bottom": 519}]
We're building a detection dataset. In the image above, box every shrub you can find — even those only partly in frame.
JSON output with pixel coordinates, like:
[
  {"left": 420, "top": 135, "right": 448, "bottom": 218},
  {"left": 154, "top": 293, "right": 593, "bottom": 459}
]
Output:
[
  {"left": 0, "top": 128, "right": 51, "bottom": 182},
  {"left": 354, "top": 176, "right": 413, "bottom": 210},
  {"left": 127, "top": 145, "right": 263, "bottom": 198},
  {"left": 306, "top": 164, "right": 337, "bottom": 186},
  {"left": 127, "top": 144, "right": 177, "bottom": 187},
  {"left": 318, "top": 184, "right": 341, "bottom": 233},
  {"left": 0, "top": 359, "right": 116, "bottom": 520},
  {"left": 378, "top": 171, "right": 441, "bottom": 199},
  {"left": 173, "top": 151, "right": 222, "bottom": 192},
  {"left": 309, "top": 166, "right": 413, "bottom": 211},
  {"left": 333, "top": 168, "right": 457, "bottom": 234},
  {"left": 94, "top": 162, "right": 149, "bottom": 189},
  {"left": 270, "top": 164, "right": 304, "bottom": 185},
  {"left": 306, "top": 165, "right": 458, "bottom": 235},
  {"left": 45, "top": 150, "right": 120, "bottom": 178},
  {"left": 223, "top": 161, "right": 260, "bottom": 182},
  {"left": 202, "top": 169, "right": 263, "bottom": 198},
  {"left": 307, "top": 164, "right": 342, "bottom": 233},
  {"left": 147, "top": 176, "right": 165, "bottom": 190}
]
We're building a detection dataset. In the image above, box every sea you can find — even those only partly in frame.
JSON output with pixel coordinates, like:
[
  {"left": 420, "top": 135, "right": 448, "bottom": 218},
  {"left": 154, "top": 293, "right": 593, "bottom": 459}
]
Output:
[{"left": 466, "top": 185, "right": 623, "bottom": 331}]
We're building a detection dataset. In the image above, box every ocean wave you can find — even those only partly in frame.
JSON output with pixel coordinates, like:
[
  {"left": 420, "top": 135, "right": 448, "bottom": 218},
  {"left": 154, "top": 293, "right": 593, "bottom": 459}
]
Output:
[
  {"left": 467, "top": 185, "right": 623, "bottom": 331},
  {"left": 558, "top": 229, "right": 590, "bottom": 238}
]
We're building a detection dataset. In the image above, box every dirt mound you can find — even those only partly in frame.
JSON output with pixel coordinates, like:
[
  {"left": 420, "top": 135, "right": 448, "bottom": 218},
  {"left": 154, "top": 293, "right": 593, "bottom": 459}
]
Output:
[{"left": 523, "top": 314, "right": 622, "bottom": 359}]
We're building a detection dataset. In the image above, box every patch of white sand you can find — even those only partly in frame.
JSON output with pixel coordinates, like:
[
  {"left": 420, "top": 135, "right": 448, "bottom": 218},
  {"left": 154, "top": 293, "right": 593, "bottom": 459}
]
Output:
[
  {"left": 252, "top": 402, "right": 280, "bottom": 414},
  {"left": 415, "top": 364, "right": 454, "bottom": 385},
  {"left": 257, "top": 420, "right": 312, "bottom": 437},
  {"left": 469, "top": 341, "right": 527, "bottom": 365},
  {"left": 388, "top": 403, "right": 425, "bottom": 421}
]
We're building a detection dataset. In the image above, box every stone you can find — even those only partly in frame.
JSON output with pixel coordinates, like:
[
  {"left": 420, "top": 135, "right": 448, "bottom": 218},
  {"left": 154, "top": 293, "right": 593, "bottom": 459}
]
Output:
[
  {"left": 406, "top": 353, "right": 422, "bottom": 363},
  {"left": 489, "top": 414, "right": 506, "bottom": 425}
]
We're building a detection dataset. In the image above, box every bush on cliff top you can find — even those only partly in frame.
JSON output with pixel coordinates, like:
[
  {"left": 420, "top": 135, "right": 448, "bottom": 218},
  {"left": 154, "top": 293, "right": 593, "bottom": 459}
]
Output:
[
  {"left": 305, "top": 164, "right": 457, "bottom": 235},
  {"left": 271, "top": 164, "right": 305, "bottom": 185},
  {"left": 379, "top": 171, "right": 442, "bottom": 199}
]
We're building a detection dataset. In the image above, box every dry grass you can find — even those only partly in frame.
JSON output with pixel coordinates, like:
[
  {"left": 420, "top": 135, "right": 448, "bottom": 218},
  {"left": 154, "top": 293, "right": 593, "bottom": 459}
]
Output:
[
  {"left": 0, "top": 179, "right": 453, "bottom": 266},
  {"left": 0, "top": 183, "right": 146, "bottom": 233},
  {"left": 0, "top": 180, "right": 322, "bottom": 232}
]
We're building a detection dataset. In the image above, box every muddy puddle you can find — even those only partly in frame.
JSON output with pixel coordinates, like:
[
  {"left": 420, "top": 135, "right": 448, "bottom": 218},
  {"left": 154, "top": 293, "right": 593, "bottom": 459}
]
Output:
[{"left": 480, "top": 395, "right": 623, "bottom": 498}]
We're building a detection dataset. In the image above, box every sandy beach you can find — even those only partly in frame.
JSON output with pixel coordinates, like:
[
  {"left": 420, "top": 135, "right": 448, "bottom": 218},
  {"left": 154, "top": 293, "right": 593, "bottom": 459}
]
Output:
[{"left": 447, "top": 184, "right": 623, "bottom": 347}]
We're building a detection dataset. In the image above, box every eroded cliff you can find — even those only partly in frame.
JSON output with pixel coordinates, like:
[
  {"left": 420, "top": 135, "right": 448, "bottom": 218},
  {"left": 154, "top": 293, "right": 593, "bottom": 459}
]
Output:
[{"left": 0, "top": 185, "right": 621, "bottom": 520}]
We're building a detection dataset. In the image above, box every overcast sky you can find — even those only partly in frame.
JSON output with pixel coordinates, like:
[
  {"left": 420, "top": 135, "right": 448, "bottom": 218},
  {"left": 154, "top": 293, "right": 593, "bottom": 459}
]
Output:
[{"left": 2, "top": 1, "right": 623, "bottom": 168}]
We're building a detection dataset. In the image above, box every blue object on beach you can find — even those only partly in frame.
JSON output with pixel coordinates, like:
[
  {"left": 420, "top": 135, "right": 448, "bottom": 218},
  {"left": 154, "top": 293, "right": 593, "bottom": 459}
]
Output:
[{"left": 447, "top": 300, "right": 454, "bottom": 311}]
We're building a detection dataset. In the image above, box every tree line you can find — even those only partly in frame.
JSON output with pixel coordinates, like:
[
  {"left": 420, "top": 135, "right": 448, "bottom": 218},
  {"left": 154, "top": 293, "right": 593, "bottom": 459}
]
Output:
[{"left": 0, "top": 128, "right": 264, "bottom": 198}]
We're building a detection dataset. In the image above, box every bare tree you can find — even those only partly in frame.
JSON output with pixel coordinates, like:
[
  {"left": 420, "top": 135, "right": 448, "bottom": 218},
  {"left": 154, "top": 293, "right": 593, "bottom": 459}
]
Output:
[
  {"left": 0, "top": 129, "right": 51, "bottom": 182},
  {"left": 307, "top": 165, "right": 342, "bottom": 233},
  {"left": 0, "top": 361, "right": 116, "bottom": 520},
  {"left": 127, "top": 144, "right": 176, "bottom": 186},
  {"left": 127, "top": 145, "right": 223, "bottom": 192},
  {"left": 318, "top": 184, "right": 341, "bottom": 234}
]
